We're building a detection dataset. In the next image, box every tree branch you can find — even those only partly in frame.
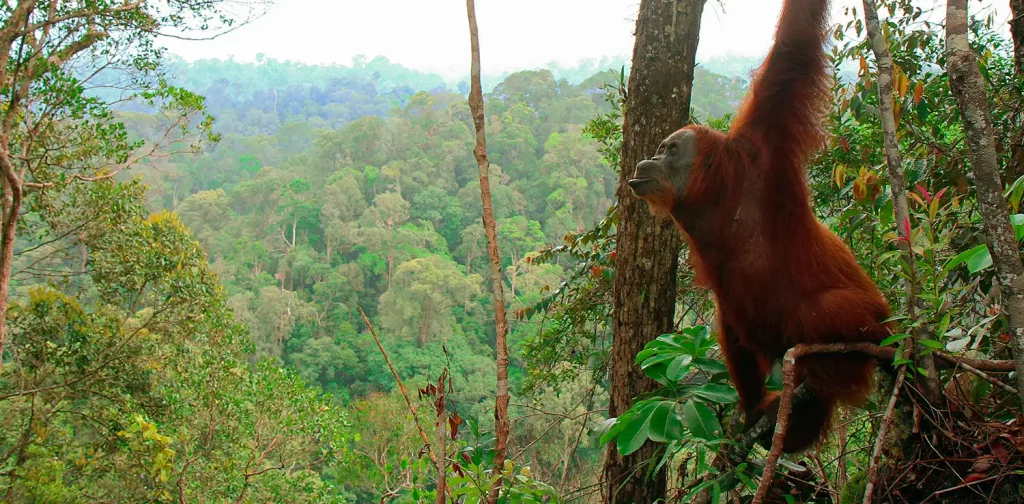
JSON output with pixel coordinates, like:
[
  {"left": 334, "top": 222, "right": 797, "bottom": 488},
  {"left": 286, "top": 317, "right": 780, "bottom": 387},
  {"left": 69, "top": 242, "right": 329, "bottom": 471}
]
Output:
[{"left": 357, "top": 307, "right": 438, "bottom": 469}]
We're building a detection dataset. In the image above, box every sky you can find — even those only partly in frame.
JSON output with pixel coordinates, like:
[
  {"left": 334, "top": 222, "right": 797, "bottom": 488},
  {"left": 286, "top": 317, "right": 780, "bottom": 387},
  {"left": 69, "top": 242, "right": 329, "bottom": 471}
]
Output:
[{"left": 161, "top": 0, "right": 1014, "bottom": 80}]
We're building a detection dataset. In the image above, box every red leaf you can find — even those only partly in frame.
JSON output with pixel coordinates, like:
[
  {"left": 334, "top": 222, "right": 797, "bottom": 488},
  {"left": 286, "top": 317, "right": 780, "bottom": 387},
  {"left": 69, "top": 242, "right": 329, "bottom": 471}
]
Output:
[
  {"left": 901, "top": 215, "right": 912, "bottom": 241},
  {"left": 934, "top": 187, "right": 948, "bottom": 205},
  {"left": 449, "top": 415, "right": 459, "bottom": 439},
  {"left": 963, "top": 472, "right": 989, "bottom": 484},
  {"left": 916, "top": 183, "right": 932, "bottom": 204}
]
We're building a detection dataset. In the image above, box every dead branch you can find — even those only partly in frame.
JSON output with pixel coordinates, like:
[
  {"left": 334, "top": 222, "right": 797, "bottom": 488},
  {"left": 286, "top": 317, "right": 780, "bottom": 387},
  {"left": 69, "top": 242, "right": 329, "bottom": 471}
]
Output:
[
  {"left": 954, "top": 360, "right": 1018, "bottom": 395},
  {"left": 862, "top": 365, "right": 907, "bottom": 504},
  {"left": 358, "top": 307, "right": 438, "bottom": 468}
]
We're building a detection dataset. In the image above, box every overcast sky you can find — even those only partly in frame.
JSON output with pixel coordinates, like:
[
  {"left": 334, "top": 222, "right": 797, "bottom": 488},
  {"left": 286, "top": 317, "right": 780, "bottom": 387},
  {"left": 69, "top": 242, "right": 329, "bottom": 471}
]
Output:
[{"left": 161, "top": 0, "right": 1013, "bottom": 79}]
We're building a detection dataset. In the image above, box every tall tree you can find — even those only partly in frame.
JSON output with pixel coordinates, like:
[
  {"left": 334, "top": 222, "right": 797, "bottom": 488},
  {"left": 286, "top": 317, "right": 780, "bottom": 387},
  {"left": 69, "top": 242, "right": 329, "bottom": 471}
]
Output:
[
  {"left": 0, "top": 1, "right": 250, "bottom": 370},
  {"left": 946, "top": 0, "right": 1024, "bottom": 405},
  {"left": 1012, "top": 0, "right": 1024, "bottom": 74},
  {"left": 603, "top": 1, "right": 706, "bottom": 502},
  {"left": 464, "top": 0, "right": 512, "bottom": 501}
]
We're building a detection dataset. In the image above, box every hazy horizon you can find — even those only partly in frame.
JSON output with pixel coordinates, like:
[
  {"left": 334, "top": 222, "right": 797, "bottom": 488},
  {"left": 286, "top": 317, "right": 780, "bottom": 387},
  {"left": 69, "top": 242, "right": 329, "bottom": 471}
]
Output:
[{"left": 159, "top": 0, "right": 1014, "bottom": 82}]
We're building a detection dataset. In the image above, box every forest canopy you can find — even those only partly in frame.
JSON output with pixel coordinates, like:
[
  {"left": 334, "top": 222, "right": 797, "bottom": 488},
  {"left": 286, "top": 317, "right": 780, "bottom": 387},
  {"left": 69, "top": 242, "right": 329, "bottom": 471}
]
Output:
[{"left": 1, "top": 0, "right": 1024, "bottom": 503}]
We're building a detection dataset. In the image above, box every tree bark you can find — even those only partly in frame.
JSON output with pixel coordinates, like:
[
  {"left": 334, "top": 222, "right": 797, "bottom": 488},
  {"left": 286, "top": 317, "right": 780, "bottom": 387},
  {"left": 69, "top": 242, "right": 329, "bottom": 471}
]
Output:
[
  {"left": 0, "top": 4, "right": 33, "bottom": 373},
  {"left": 436, "top": 378, "right": 447, "bottom": 504},
  {"left": 1010, "top": 0, "right": 1024, "bottom": 182},
  {"left": 463, "top": 1, "right": 511, "bottom": 502},
  {"left": 604, "top": 1, "right": 706, "bottom": 502},
  {"left": 946, "top": 0, "right": 1024, "bottom": 406},
  {"left": 1012, "top": 0, "right": 1024, "bottom": 74},
  {"left": 862, "top": 0, "right": 942, "bottom": 403}
]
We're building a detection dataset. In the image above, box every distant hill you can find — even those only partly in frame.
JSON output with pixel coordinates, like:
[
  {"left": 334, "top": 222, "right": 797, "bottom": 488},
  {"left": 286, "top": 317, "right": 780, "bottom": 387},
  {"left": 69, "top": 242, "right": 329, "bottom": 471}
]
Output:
[{"left": 92, "top": 53, "right": 751, "bottom": 135}]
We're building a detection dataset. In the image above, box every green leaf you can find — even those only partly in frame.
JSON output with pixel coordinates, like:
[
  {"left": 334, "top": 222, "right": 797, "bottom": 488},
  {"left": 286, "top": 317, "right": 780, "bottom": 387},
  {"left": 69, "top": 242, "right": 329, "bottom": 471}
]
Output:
[
  {"left": 692, "top": 383, "right": 739, "bottom": 404},
  {"left": 944, "top": 244, "right": 987, "bottom": 271},
  {"left": 665, "top": 355, "right": 693, "bottom": 381},
  {"left": 1011, "top": 214, "right": 1024, "bottom": 240},
  {"left": 639, "top": 353, "right": 676, "bottom": 369},
  {"left": 599, "top": 413, "right": 633, "bottom": 446},
  {"left": 693, "top": 357, "right": 728, "bottom": 374},
  {"left": 917, "top": 339, "right": 945, "bottom": 350},
  {"left": 683, "top": 400, "right": 722, "bottom": 441},
  {"left": 936, "top": 312, "right": 951, "bottom": 340},
  {"left": 966, "top": 246, "right": 993, "bottom": 273},
  {"left": 880, "top": 332, "right": 911, "bottom": 347},
  {"left": 616, "top": 402, "right": 658, "bottom": 456},
  {"left": 685, "top": 325, "right": 711, "bottom": 348},
  {"left": 647, "top": 402, "right": 685, "bottom": 443}
]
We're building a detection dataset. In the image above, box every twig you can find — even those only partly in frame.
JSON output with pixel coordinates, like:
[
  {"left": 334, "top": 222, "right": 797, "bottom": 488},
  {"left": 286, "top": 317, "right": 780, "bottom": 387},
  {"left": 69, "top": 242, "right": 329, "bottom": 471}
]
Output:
[
  {"left": 862, "top": 365, "right": 907, "bottom": 504},
  {"left": 933, "top": 474, "right": 1002, "bottom": 497},
  {"left": 752, "top": 346, "right": 801, "bottom": 504},
  {"left": 812, "top": 448, "right": 839, "bottom": 504},
  {"left": 358, "top": 306, "right": 438, "bottom": 467},
  {"left": 954, "top": 360, "right": 1018, "bottom": 395},
  {"left": 436, "top": 370, "right": 447, "bottom": 504}
]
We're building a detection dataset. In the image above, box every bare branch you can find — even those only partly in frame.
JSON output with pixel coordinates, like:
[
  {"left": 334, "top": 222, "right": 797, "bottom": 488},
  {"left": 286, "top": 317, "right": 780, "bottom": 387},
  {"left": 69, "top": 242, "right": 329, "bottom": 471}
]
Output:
[
  {"left": 862, "top": 365, "right": 906, "bottom": 503},
  {"left": 357, "top": 307, "right": 438, "bottom": 468}
]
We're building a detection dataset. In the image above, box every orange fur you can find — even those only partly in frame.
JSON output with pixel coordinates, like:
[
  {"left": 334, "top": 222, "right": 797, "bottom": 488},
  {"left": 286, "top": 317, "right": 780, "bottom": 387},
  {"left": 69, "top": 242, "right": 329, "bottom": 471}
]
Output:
[{"left": 644, "top": 0, "right": 891, "bottom": 453}]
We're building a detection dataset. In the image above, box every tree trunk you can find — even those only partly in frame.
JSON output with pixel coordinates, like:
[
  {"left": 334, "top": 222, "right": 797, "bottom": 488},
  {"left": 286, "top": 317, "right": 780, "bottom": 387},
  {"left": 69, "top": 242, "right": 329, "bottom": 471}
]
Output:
[
  {"left": 291, "top": 215, "right": 297, "bottom": 248},
  {"left": 1010, "top": 0, "right": 1024, "bottom": 182},
  {"left": 946, "top": 0, "right": 1024, "bottom": 405},
  {"left": 463, "top": 1, "right": 512, "bottom": 502},
  {"left": 0, "top": 153, "right": 21, "bottom": 373},
  {"left": 862, "top": 0, "right": 942, "bottom": 404},
  {"left": 1012, "top": 0, "right": 1024, "bottom": 74},
  {"left": 604, "top": 1, "right": 705, "bottom": 502}
]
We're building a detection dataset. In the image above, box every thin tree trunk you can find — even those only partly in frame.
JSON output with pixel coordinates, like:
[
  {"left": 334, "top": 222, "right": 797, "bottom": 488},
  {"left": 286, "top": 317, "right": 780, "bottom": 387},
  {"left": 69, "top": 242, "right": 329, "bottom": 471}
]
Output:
[
  {"left": 0, "top": 4, "right": 31, "bottom": 373},
  {"left": 0, "top": 153, "right": 20, "bottom": 373},
  {"left": 436, "top": 379, "right": 447, "bottom": 504},
  {"left": 604, "top": 1, "right": 705, "bottom": 502},
  {"left": 862, "top": 0, "right": 942, "bottom": 403},
  {"left": 463, "top": 2, "right": 511, "bottom": 502},
  {"left": 946, "top": 0, "right": 1024, "bottom": 405}
]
